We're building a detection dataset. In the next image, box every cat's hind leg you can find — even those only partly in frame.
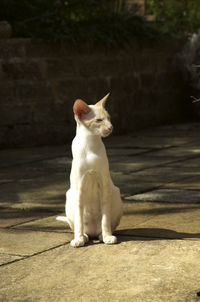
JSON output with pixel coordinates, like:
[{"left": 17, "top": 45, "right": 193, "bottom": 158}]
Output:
[
  {"left": 98, "top": 234, "right": 103, "bottom": 242},
  {"left": 56, "top": 189, "right": 74, "bottom": 230},
  {"left": 111, "top": 185, "right": 123, "bottom": 232}
]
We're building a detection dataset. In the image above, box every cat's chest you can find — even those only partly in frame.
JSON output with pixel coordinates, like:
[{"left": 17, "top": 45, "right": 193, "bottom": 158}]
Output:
[
  {"left": 85, "top": 152, "right": 105, "bottom": 168},
  {"left": 72, "top": 149, "right": 108, "bottom": 174},
  {"left": 72, "top": 136, "right": 109, "bottom": 172}
]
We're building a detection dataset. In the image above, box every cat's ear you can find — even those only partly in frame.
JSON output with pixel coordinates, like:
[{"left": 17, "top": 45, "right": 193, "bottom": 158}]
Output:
[
  {"left": 73, "top": 99, "right": 91, "bottom": 120},
  {"left": 96, "top": 93, "right": 110, "bottom": 107}
]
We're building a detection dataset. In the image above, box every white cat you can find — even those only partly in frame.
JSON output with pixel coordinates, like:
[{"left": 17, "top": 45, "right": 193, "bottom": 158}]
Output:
[{"left": 57, "top": 93, "right": 123, "bottom": 247}]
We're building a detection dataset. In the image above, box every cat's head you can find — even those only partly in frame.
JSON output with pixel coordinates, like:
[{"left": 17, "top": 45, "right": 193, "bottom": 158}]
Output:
[{"left": 73, "top": 93, "right": 113, "bottom": 137}]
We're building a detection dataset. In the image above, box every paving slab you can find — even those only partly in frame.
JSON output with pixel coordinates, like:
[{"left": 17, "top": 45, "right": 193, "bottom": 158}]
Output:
[
  {"left": 104, "top": 135, "right": 138, "bottom": 148},
  {"left": 168, "top": 156, "right": 200, "bottom": 168},
  {"left": 107, "top": 147, "right": 149, "bottom": 156},
  {"left": 0, "top": 207, "right": 54, "bottom": 228},
  {"left": 0, "top": 157, "right": 71, "bottom": 189},
  {"left": 111, "top": 167, "right": 200, "bottom": 195},
  {"left": 106, "top": 134, "right": 198, "bottom": 149},
  {"left": 147, "top": 145, "right": 200, "bottom": 159},
  {"left": 131, "top": 136, "right": 198, "bottom": 148},
  {"left": 109, "top": 154, "right": 179, "bottom": 173},
  {"left": 135, "top": 122, "right": 200, "bottom": 137},
  {"left": 126, "top": 188, "right": 200, "bottom": 203},
  {"left": 117, "top": 202, "right": 200, "bottom": 240},
  {"left": 0, "top": 240, "right": 200, "bottom": 302},
  {"left": 0, "top": 167, "right": 45, "bottom": 184},
  {"left": 0, "top": 145, "right": 68, "bottom": 169},
  {"left": 37, "top": 157, "right": 72, "bottom": 172},
  {"left": 110, "top": 172, "right": 161, "bottom": 195},
  {"left": 135, "top": 166, "right": 200, "bottom": 179},
  {"left": 118, "top": 201, "right": 171, "bottom": 230},
  {"left": 12, "top": 214, "right": 71, "bottom": 233},
  {"left": 182, "top": 141, "right": 200, "bottom": 150},
  {"left": 0, "top": 253, "right": 23, "bottom": 266},
  {"left": 0, "top": 228, "right": 72, "bottom": 256},
  {"left": 0, "top": 173, "right": 69, "bottom": 211},
  {"left": 165, "top": 176, "right": 200, "bottom": 190},
  {"left": 1, "top": 123, "right": 200, "bottom": 302}
]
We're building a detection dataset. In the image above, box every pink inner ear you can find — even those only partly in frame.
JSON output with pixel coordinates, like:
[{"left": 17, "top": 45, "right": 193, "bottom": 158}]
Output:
[{"left": 73, "top": 99, "right": 91, "bottom": 120}]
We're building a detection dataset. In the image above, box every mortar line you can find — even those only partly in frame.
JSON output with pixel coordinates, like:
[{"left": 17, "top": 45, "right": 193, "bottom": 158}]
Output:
[
  {"left": 0, "top": 241, "right": 70, "bottom": 267},
  {"left": 125, "top": 173, "right": 200, "bottom": 196},
  {"left": 0, "top": 153, "right": 69, "bottom": 171},
  {"left": 4, "top": 212, "right": 62, "bottom": 228},
  {"left": 122, "top": 153, "right": 200, "bottom": 175},
  {"left": 0, "top": 168, "right": 69, "bottom": 187}
]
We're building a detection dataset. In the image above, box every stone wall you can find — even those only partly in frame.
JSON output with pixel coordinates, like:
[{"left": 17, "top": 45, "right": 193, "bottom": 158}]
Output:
[{"left": 0, "top": 38, "right": 189, "bottom": 148}]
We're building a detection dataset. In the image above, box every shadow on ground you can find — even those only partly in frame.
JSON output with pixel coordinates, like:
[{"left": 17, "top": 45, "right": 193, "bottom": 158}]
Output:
[
  {"left": 123, "top": 204, "right": 200, "bottom": 215},
  {"left": 116, "top": 228, "right": 200, "bottom": 241}
]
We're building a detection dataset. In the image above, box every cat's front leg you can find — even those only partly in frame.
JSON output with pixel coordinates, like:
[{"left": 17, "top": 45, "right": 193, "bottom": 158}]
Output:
[
  {"left": 101, "top": 185, "right": 117, "bottom": 245},
  {"left": 71, "top": 234, "right": 89, "bottom": 248},
  {"left": 70, "top": 192, "right": 88, "bottom": 248}
]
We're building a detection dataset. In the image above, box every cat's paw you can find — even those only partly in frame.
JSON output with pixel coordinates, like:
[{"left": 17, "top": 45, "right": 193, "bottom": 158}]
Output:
[
  {"left": 70, "top": 238, "right": 85, "bottom": 248},
  {"left": 70, "top": 234, "right": 88, "bottom": 248},
  {"left": 103, "top": 235, "right": 117, "bottom": 245}
]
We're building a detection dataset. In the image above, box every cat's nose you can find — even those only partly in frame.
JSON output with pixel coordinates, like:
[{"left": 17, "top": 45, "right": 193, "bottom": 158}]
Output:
[{"left": 109, "top": 125, "right": 113, "bottom": 132}]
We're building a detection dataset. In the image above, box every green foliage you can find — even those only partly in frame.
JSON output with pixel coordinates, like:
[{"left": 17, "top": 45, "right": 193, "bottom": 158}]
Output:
[
  {"left": 0, "top": 0, "right": 160, "bottom": 45},
  {"left": 146, "top": 0, "right": 200, "bottom": 36},
  {"left": 2, "top": 0, "right": 200, "bottom": 43}
]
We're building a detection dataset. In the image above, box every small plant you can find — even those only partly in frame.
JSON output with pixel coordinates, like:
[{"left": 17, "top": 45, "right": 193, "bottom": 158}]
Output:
[
  {"left": 0, "top": 0, "right": 160, "bottom": 45},
  {"left": 146, "top": 0, "right": 200, "bottom": 37}
]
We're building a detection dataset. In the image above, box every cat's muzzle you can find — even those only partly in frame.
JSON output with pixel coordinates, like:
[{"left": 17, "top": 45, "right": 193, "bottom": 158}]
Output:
[{"left": 102, "top": 126, "right": 113, "bottom": 137}]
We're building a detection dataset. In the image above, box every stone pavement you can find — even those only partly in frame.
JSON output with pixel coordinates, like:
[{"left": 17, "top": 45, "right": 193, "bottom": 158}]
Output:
[{"left": 1, "top": 123, "right": 200, "bottom": 302}]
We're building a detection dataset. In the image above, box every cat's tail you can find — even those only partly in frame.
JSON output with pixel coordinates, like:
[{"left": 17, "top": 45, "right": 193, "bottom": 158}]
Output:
[
  {"left": 56, "top": 215, "right": 74, "bottom": 230},
  {"left": 56, "top": 216, "right": 69, "bottom": 223}
]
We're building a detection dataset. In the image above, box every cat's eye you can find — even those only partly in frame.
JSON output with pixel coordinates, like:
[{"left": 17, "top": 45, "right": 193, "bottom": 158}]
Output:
[{"left": 96, "top": 119, "right": 103, "bottom": 122}]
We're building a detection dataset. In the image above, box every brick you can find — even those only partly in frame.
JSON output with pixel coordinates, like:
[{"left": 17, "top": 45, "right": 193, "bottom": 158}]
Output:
[
  {"left": 155, "top": 71, "right": 184, "bottom": 89},
  {"left": 99, "top": 58, "right": 133, "bottom": 77},
  {"left": 141, "top": 72, "right": 155, "bottom": 88},
  {"left": 111, "top": 75, "right": 140, "bottom": 95},
  {"left": 55, "top": 77, "right": 110, "bottom": 104},
  {"left": 2, "top": 59, "right": 44, "bottom": 80},
  {"left": 31, "top": 99, "right": 73, "bottom": 124},
  {"left": 46, "top": 58, "right": 78, "bottom": 79},
  {"left": 0, "top": 38, "right": 27, "bottom": 59},
  {"left": 13, "top": 81, "right": 53, "bottom": 99},
  {"left": 25, "top": 40, "right": 73, "bottom": 58},
  {"left": 73, "top": 57, "right": 99, "bottom": 77},
  {"left": 0, "top": 103, "right": 32, "bottom": 126},
  {"left": 0, "top": 122, "right": 72, "bottom": 148},
  {"left": 133, "top": 54, "right": 157, "bottom": 73}
]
